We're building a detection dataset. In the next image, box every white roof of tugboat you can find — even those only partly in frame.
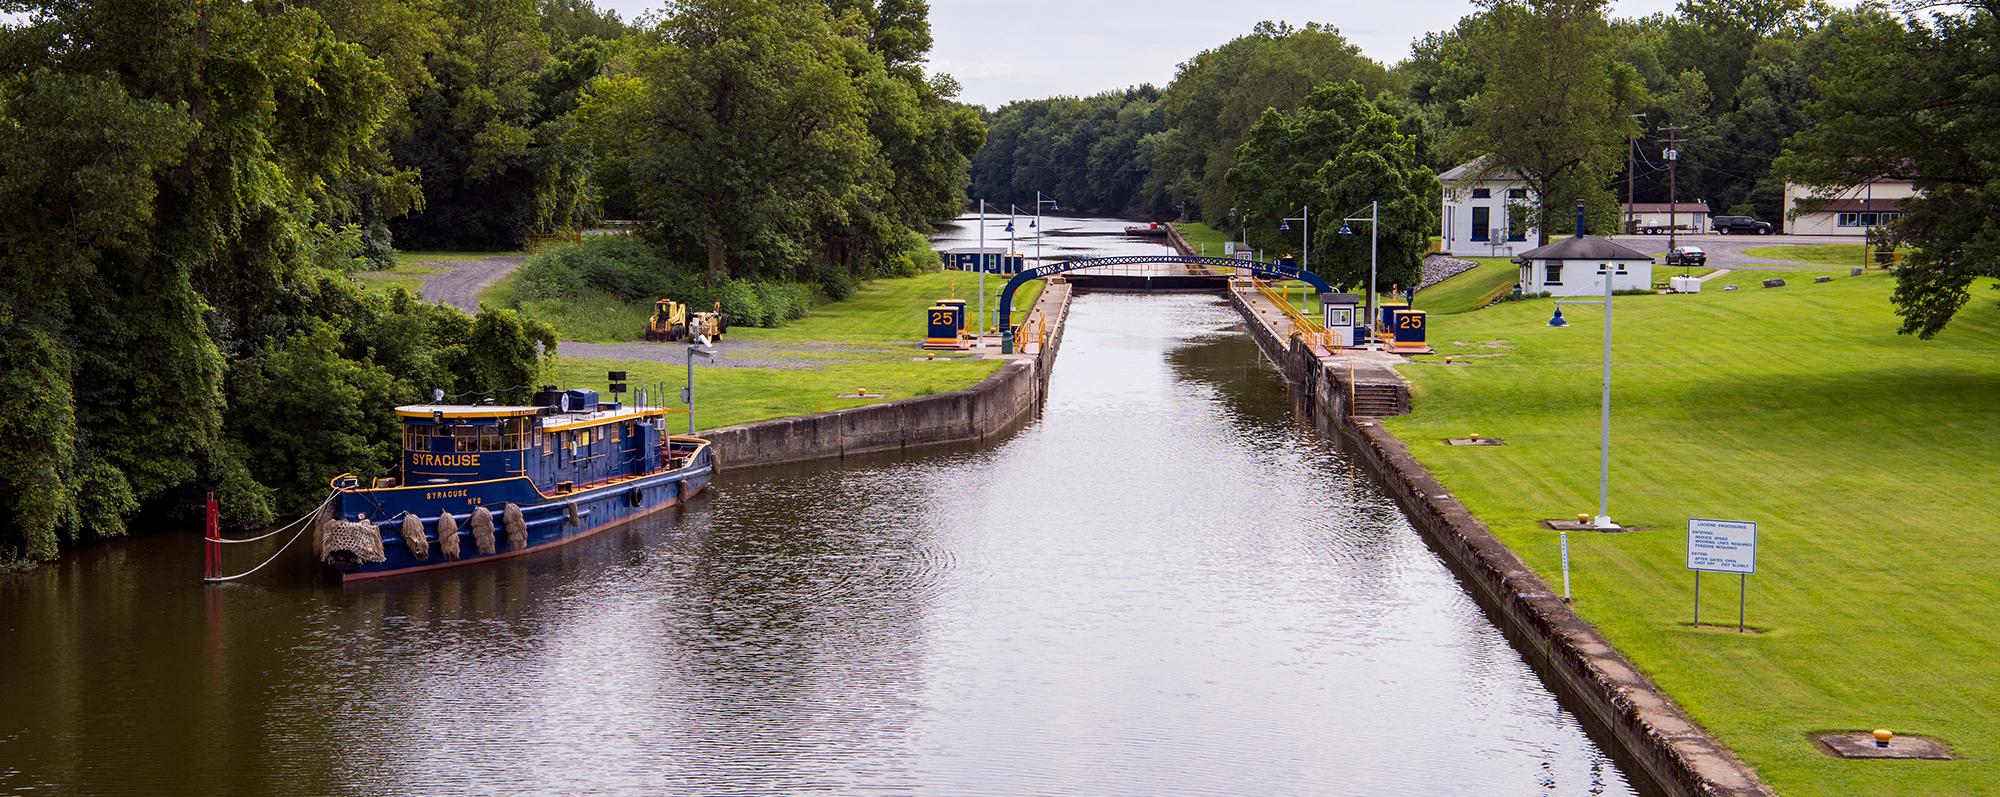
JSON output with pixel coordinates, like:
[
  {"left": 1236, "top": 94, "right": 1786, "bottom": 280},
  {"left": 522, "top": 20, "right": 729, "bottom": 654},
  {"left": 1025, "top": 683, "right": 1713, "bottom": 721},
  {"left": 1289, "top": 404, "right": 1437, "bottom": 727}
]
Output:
[{"left": 395, "top": 404, "right": 545, "bottom": 419}]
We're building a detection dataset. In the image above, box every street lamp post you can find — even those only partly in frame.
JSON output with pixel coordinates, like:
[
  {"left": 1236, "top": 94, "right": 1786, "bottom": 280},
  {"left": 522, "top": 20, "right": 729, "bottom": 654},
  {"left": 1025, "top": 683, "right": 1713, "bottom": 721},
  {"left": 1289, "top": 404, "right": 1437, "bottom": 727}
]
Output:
[
  {"left": 1545, "top": 245, "right": 1619, "bottom": 600},
  {"left": 1034, "top": 192, "right": 1057, "bottom": 267},
  {"left": 1281, "top": 205, "right": 1309, "bottom": 318},
  {"left": 684, "top": 342, "right": 716, "bottom": 435},
  {"left": 976, "top": 199, "right": 987, "bottom": 345},
  {"left": 1338, "top": 202, "right": 1381, "bottom": 346}
]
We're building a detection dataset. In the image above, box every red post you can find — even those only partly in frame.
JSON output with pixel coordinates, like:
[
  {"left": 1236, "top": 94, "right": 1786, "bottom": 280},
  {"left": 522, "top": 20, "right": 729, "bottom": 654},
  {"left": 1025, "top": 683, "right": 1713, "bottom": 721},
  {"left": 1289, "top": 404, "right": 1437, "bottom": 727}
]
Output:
[{"left": 204, "top": 492, "right": 221, "bottom": 581}]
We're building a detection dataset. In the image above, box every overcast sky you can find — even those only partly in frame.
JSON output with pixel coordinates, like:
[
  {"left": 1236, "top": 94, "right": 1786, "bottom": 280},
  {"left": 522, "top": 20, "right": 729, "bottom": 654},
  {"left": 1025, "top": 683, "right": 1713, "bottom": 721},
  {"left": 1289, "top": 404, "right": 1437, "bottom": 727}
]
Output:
[{"left": 595, "top": 0, "right": 1687, "bottom": 108}]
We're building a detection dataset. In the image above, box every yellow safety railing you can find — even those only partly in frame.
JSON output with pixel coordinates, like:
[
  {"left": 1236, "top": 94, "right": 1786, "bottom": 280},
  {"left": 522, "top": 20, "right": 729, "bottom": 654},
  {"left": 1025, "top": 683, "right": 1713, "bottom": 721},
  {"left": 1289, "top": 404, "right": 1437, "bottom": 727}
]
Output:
[{"left": 1251, "top": 274, "right": 1336, "bottom": 354}]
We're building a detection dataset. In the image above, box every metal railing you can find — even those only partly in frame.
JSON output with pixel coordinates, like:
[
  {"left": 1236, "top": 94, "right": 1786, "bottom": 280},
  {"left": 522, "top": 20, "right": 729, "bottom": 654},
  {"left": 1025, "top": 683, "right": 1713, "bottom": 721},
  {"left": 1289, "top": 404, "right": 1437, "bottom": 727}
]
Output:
[{"left": 1250, "top": 275, "right": 1337, "bottom": 355}]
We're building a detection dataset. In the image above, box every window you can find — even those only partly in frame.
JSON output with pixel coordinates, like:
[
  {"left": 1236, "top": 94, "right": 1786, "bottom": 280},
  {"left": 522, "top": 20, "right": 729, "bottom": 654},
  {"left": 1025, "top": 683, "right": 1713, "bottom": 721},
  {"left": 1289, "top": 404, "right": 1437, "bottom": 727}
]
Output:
[
  {"left": 1507, "top": 188, "right": 1527, "bottom": 200},
  {"left": 1470, "top": 206, "right": 1491, "bottom": 241},
  {"left": 1546, "top": 262, "right": 1564, "bottom": 285},
  {"left": 1471, "top": 188, "right": 1491, "bottom": 199},
  {"left": 610, "top": 423, "right": 622, "bottom": 443},
  {"left": 1836, "top": 212, "right": 1897, "bottom": 228},
  {"left": 479, "top": 426, "right": 503, "bottom": 452},
  {"left": 542, "top": 433, "right": 553, "bottom": 456},
  {"left": 453, "top": 425, "right": 479, "bottom": 453},
  {"left": 403, "top": 423, "right": 433, "bottom": 452}
]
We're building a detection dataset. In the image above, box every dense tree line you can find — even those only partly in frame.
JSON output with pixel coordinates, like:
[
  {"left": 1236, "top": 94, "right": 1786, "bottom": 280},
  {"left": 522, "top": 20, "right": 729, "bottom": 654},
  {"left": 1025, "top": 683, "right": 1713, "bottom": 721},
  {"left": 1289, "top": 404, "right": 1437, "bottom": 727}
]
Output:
[
  {"left": 0, "top": 0, "right": 981, "bottom": 565},
  {"left": 970, "top": 0, "right": 1997, "bottom": 329}
]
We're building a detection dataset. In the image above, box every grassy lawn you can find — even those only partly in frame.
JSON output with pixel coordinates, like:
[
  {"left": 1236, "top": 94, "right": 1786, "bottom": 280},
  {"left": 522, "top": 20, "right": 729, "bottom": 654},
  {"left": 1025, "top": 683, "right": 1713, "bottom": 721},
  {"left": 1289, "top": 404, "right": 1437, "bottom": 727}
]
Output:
[
  {"left": 351, "top": 262, "right": 441, "bottom": 294},
  {"left": 1384, "top": 273, "right": 2000, "bottom": 795},
  {"left": 528, "top": 269, "right": 1047, "bottom": 428},
  {"left": 1415, "top": 257, "right": 1519, "bottom": 315},
  {"left": 549, "top": 357, "right": 1007, "bottom": 431},
  {"left": 1743, "top": 243, "right": 1878, "bottom": 266},
  {"left": 1173, "top": 221, "right": 1244, "bottom": 256}
]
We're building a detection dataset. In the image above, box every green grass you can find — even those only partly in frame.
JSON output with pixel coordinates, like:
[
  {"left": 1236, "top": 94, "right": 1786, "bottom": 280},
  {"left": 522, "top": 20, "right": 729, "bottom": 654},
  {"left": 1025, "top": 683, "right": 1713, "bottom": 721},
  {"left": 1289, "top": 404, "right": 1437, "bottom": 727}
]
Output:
[
  {"left": 524, "top": 269, "right": 1047, "bottom": 427},
  {"left": 550, "top": 357, "right": 1008, "bottom": 430},
  {"left": 1743, "top": 244, "right": 1874, "bottom": 266},
  {"left": 1415, "top": 257, "right": 1519, "bottom": 315},
  {"left": 393, "top": 250, "right": 518, "bottom": 266},
  {"left": 1385, "top": 272, "right": 2000, "bottom": 795},
  {"left": 351, "top": 262, "right": 441, "bottom": 294},
  {"left": 1173, "top": 221, "right": 1244, "bottom": 256}
]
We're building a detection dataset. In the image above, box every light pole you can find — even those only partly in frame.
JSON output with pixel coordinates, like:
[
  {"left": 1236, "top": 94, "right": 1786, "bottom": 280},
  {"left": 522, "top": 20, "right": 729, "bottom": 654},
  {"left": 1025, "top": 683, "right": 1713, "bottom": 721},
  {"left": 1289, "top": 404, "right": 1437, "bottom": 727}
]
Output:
[
  {"left": 1280, "top": 202, "right": 1309, "bottom": 279},
  {"left": 1034, "top": 192, "right": 1057, "bottom": 267},
  {"left": 976, "top": 199, "right": 987, "bottom": 345},
  {"left": 1340, "top": 201, "right": 1380, "bottom": 345},
  {"left": 684, "top": 341, "right": 716, "bottom": 435},
  {"left": 1545, "top": 221, "right": 1618, "bottom": 601}
]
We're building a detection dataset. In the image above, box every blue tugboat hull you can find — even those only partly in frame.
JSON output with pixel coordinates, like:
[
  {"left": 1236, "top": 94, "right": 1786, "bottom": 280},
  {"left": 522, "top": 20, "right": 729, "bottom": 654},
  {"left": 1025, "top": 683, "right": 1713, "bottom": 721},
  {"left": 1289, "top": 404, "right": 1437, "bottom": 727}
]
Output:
[{"left": 329, "top": 439, "right": 714, "bottom": 581}]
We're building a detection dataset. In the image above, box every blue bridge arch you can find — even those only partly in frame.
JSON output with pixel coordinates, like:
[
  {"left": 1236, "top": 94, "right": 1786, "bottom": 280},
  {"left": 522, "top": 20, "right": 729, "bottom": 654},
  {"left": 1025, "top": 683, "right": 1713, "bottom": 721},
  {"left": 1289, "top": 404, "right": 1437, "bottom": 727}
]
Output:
[{"left": 996, "top": 255, "right": 1333, "bottom": 331}]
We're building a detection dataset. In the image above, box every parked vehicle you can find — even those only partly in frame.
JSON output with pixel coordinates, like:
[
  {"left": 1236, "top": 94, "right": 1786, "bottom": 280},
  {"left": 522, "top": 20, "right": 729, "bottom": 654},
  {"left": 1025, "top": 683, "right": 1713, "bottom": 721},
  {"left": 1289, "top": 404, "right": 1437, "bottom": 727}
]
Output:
[
  {"left": 1711, "top": 215, "right": 1773, "bottom": 235},
  {"left": 1665, "top": 246, "right": 1707, "bottom": 267}
]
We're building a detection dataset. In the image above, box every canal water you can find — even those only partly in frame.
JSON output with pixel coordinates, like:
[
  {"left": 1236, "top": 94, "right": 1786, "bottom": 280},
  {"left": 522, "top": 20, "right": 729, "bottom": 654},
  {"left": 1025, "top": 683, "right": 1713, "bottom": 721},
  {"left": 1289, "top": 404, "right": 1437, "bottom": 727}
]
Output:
[{"left": 0, "top": 216, "right": 1640, "bottom": 795}]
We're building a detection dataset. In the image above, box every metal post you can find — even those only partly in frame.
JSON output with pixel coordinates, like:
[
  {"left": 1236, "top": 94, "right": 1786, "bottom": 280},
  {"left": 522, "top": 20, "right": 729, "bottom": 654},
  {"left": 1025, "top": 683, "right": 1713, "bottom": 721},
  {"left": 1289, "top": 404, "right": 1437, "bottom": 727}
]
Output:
[
  {"left": 686, "top": 347, "right": 695, "bottom": 435},
  {"left": 1739, "top": 573, "right": 1747, "bottom": 632},
  {"left": 1665, "top": 125, "right": 1682, "bottom": 251},
  {"left": 1368, "top": 200, "right": 1379, "bottom": 347},
  {"left": 977, "top": 199, "right": 986, "bottom": 345},
  {"left": 1597, "top": 266, "right": 1613, "bottom": 528}
]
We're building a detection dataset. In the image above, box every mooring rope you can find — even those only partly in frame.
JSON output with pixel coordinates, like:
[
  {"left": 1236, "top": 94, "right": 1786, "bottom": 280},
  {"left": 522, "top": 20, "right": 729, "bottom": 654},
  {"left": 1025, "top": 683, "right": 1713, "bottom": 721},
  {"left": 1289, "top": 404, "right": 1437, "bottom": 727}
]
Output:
[
  {"left": 214, "top": 492, "right": 336, "bottom": 544},
  {"left": 202, "top": 490, "right": 338, "bottom": 582}
]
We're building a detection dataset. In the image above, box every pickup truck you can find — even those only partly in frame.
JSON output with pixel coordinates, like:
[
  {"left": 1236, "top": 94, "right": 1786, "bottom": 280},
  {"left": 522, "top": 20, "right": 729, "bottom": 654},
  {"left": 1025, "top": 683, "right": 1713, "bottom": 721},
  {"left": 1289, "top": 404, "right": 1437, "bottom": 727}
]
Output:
[{"left": 1711, "top": 215, "right": 1773, "bottom": 235}]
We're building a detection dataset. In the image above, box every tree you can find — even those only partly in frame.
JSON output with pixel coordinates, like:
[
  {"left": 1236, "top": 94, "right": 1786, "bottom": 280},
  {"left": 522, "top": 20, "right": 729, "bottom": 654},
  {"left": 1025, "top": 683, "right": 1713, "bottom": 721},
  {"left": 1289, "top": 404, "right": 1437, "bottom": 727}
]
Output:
[
  {"left": 1230, "top": 83, "right": 1437, "bottom": 292},
  {"left": 580, "top": 0, "right": 874, "bottom": 282},
  {"left": 1450, "top": 0, "right": 1642, "bottom": 242},
  {"left": 1157, "top": 21, "right": 1396, "bottom": 222},
  {"left": 1779, "top": 4, "right": 2000, "bottom": 337}
]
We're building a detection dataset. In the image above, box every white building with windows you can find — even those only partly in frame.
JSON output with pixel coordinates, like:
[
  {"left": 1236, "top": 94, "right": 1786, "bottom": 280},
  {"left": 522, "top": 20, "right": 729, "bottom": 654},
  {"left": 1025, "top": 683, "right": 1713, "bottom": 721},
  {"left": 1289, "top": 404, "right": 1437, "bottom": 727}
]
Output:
[
  {"left": 1439, "top": 156, "right": 1539, "bottom": 257},
  {"left": 1513, "top": 236, "right": 1654, "bottom": 297},
  {"left": 1783, "top": 179, "right": 1921, "bottom": 236}
]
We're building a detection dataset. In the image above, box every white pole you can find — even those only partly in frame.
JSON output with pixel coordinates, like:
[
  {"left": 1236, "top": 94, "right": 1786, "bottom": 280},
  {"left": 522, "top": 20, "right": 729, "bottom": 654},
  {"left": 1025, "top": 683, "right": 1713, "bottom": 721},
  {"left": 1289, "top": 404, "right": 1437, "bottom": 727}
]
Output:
[
  {"left": 1035, "top": 192, "right": 1043, "bottom": 266},
  {"left": 1597, "top": 264, "right": 1614, "bottom": 528},
  {"left": 1369, "top": 200, "right": 1379, "bottom": 346},
  {"left": 977, "top": 199, "right": 986, "bottom": 344}
]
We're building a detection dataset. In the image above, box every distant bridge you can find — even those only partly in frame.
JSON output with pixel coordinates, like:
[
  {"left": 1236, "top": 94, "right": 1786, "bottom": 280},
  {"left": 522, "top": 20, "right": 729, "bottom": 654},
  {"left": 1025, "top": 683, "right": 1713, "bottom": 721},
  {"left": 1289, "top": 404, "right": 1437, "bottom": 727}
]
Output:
[{"left": 997, "top": 255, "right": 1333, "bottom": 331}]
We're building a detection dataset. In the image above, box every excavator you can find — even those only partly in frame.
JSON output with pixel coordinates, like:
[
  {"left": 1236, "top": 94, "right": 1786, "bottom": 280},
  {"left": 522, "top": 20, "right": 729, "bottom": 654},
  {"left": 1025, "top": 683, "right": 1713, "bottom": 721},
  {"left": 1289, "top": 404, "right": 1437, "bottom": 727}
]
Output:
[{"left": 643, "top": 298, "right": 727, "bottom": 342}]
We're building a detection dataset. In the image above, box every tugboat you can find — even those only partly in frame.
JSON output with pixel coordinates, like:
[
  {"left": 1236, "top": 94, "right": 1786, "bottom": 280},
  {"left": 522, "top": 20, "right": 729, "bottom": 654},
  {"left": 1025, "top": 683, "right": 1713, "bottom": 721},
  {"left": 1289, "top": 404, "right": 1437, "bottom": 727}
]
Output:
[{"left": 316, "top": 387, "right": 714, "bottom": 580}]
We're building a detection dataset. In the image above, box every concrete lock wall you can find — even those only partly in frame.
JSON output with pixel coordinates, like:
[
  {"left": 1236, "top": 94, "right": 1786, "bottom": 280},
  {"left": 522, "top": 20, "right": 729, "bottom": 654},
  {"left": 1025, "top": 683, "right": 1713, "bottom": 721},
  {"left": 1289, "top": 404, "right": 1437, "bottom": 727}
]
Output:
[
  {"left": 1226, "top": 295, "right": 1773, "bottom": 797},
  {"left": 702, "top": 283, "right": 1072, "bottom": 471}
]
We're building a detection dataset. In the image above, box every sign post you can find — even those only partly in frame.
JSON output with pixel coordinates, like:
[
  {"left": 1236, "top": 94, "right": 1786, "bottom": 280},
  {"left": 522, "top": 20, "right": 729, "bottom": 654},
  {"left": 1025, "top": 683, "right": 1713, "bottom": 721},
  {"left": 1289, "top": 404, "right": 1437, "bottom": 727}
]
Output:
[{"left": 1687, "top": 518, "right": 1757, "bottom": 631}]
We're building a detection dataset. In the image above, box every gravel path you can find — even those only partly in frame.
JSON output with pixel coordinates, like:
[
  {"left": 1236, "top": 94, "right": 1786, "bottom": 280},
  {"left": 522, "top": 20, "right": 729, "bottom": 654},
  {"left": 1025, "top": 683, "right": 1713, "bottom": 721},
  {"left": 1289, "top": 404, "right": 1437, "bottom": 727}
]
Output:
[
  {"left": 419, "top": 255, "right": 529, "bottom": 313},
  {"left": 563, "top": 339, "right": 927, "bottom": 370}
]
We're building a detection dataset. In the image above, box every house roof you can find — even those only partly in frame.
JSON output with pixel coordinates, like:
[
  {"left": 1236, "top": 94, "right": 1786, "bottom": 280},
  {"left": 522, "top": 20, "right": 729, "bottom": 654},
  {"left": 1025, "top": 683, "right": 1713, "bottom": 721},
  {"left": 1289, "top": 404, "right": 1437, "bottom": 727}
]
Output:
[
  {"left": 1438, "top": 155, "right": 1525, "bottom": 183},
  {"left": 1513, "top": 235, "right": 1653, "bottom": 263},
  {"left": 1623, "top": 202, "right": 1711, "bottom": 213}
]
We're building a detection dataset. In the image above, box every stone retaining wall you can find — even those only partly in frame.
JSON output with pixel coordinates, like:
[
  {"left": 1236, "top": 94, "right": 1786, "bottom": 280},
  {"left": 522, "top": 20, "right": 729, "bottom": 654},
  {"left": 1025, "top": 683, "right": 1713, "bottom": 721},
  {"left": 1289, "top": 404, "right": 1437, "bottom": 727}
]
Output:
[{"left": 703, "top": 283, "right": 1071, "bottom": 472}]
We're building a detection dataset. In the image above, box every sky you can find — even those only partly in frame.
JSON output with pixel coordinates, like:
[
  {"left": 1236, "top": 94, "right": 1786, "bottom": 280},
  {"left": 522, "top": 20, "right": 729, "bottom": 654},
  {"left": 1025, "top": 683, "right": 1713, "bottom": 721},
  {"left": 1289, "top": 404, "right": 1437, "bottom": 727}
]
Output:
[{"left": 594, "top": 0, "right": 1687, "bottom": 108}]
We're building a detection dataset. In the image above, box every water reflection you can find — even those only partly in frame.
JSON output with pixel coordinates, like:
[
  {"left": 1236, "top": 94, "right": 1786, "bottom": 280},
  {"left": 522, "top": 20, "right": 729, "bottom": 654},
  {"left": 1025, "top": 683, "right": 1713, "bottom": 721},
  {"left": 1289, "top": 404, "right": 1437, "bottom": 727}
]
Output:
[{"left": 0, "top": 218, "right": 1641, "bottom": 796}]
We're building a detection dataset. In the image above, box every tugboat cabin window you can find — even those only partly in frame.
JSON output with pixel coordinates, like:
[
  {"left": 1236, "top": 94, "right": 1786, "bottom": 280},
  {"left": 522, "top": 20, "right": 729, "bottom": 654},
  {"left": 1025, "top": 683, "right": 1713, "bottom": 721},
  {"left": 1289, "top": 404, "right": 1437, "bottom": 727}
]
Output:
[{"left": 403, "top": 423, "right": 433, "bottom": 451}]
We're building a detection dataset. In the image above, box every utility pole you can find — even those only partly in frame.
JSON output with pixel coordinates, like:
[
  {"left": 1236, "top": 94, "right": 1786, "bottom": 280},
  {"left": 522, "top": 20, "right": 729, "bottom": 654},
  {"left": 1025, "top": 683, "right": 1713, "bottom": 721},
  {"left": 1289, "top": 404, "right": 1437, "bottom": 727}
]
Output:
[
  {"left": 1625, "top": 113, "right": 1644, "bottom": 235},
  {"left": 1663, "top": 125, "right": 1685, "bottom": 251}
]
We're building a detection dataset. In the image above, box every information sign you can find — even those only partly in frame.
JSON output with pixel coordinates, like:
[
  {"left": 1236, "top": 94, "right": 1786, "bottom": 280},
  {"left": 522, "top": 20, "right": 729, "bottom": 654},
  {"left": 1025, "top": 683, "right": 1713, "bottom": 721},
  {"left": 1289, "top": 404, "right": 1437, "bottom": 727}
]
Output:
[{"left": 1686, "top": 518, "right": 1757, "bottom": 573}]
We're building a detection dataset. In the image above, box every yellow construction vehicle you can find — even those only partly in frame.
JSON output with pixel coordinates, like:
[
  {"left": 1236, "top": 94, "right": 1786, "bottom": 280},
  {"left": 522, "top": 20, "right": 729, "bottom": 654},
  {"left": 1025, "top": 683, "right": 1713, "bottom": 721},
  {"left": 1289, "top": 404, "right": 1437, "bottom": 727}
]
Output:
[{"left": 644, "top": 298, "right": 689, "bottom": 341}]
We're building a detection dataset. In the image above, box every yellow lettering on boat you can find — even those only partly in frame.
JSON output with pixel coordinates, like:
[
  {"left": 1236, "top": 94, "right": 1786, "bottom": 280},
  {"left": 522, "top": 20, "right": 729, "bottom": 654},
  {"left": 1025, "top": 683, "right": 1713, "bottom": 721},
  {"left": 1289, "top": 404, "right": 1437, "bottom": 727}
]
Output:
[{"left": 411, "top": 453, "right": 481, "bottom": 468}]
